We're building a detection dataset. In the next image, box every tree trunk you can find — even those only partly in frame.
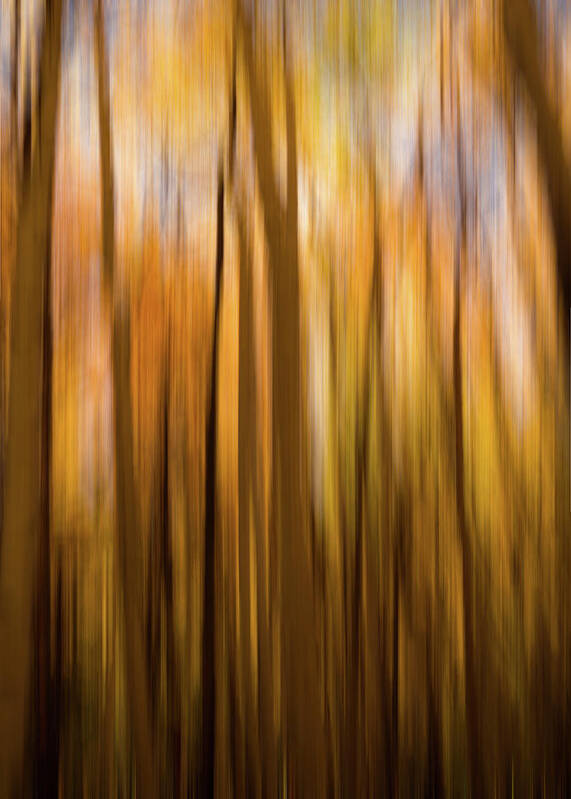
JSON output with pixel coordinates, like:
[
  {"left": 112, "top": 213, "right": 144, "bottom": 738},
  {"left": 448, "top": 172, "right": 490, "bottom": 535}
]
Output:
[
  {"left": 35, "top": 192, "right": 54, "bottom": 797},
  {"left": 161, "top": 346, "right": 181, "bottom": 797},
  {"left": 239, "top": 5, "right": 325, "bottom": 791},
  {"left": 94, "top": 0, "right": 157, "bottom": 795},
  {"left": 349, "top": 150, "right": 380, "bottom": 793},
  {"left": 202, "top": 168, "right": 224, "bottom": 797},
  {"left": 503, "top": 5, "right": 571, "bottom": 782},
  {"left": 238, "top": 199, "right": 277, "bottom": 797},
  {"left": 392, "top": 512, "right": 399, "bottom": 799},
  {"left": 230, "top": 36, "right": 275, "bottom": 794},
  {"left": 453, "top": 107, "right": 484, "bottom": 798},
  {"left": 0, "top": 0, "right": 62, "bottom": 792},
  {"left": 52, "top": 553, "right": 63, "bottom": 797},
  {"left": 11, "top": 0, "right": 20, "bottom": 164},
  {"left": 237, "top": 205, "right": 263, "bottom": 797}
]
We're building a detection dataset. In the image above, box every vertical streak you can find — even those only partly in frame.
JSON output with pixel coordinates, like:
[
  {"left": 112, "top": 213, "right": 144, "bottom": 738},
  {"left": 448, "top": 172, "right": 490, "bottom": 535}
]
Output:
[
  {"left": 94, "top": 1, "right": 157, "bottom": 795},
  {"left": 202, "top": 169, "right": 224, "bottom": 797}
]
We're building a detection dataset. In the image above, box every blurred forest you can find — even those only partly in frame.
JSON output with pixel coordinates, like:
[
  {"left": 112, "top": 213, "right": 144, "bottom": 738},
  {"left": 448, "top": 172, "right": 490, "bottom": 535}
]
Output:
[{"left": 0, "top": 0, "right": 570, "bottom": 795}]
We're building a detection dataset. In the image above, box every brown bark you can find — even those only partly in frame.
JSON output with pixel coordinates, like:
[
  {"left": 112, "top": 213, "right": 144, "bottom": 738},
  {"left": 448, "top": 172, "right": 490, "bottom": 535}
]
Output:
[
  {"left": 100, "top": 551, "right": 115, "bottom": 799},
  {"left": 252, "top": 467, "right": 277, "bottom": 799},
  {"left": 423, "top": 161, "right": 444, "bottom": 799},
  {"left": 503, "top": 6, "right": 571, "bottom": 778},
  {"left": 230, "top": 40, "right": 269, "bottom": 794},
  {"left": 94, "top": 0, "right": 157, "bottom": 795},
  {"left": 11, "top": 0, "right": 20, "bottom": 164},
  {"left": 161, "top": 333, "right": 181, "bottom": 796},
  {"left": 453, "top": 102, "right": 484, "bottom": 798},
  {"left": 228, "top": 595, "right": 245, "bottom": 794},
  {"left": 146, "top": 483, "right": 160, "bottom": 726},
  {"left": 202, "top": 167, "right": 224, "bottom": 797},
  {"left": 112, "top": 310, "right": 157, "bottom": 799},
  {"left": 237, "top": 208, "right": 263, "bottom": 796},
  {"left": 52, "top": 553, "right": 63, "bottom": 796},
  {"left": 349, "top": 141, "right": 382, "bottom": 794},
  {"left": 0, "top": 0, "right": 63, "bottom": 792},
  {"left": 391, "top": 502, "right": 400, "bottom": 799},
  {"left": 236, "top": 191, "right": 277, "bottom": 796},
  {"left": 147, "top": 338, "right": 181, "bottom": 793},
  {"left": 238, "top": 4, "right": 325, "bottom": 791},
  {"left": 35, "top": 185, "right": 54, "bottom": 797}
]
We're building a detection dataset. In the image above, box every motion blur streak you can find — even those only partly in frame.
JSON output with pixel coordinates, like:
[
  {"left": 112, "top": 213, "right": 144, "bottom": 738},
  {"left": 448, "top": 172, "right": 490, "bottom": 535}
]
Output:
[{"left": 0, "top": 0, "right": 570, "bottom": 795}]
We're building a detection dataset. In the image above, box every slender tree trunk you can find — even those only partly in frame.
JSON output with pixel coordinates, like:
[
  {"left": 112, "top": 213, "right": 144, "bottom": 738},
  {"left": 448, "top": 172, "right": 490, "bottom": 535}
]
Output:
[
  {"left": 426, "top": 482, "right": 443, "bottom": 797},
  {"left": 230, "top": 36, "right": 258, "bottom": 791},
  {"left": 100, "top": 549, "right": 115, "bottom": 799},
  {"left": 112, "top": 309, "right": 157, "bottom": 798},
  {"left": 202, "top": 168, "right": 224, "bottom": 797},
  {"left": 228, "top": 591, "right": 245, "bottom": 795},
  {"left": 392, "top": 512, "right": 399, "bottom": 799},
  {"left": 422, "top": 144, "right": 443, "bottom": 799},
  {"left": 161, "top": 344, "right": 181, "bottom": 797},
  {"left": 35, "top": 197, "right": 54, "bottom": 798},
  {"left": 281, "top": 13, "right": 325, "bottom": 792},
  {"left": 235, "top": 192, "right": 277, "bottom": 796},
  {"left": 0, "top": 0, "right": 62, "bottom": 792},
  {"left": 238, "top": 202, "right": 276, "bottom": 794},
  {"left": 229, "top": 43, "right": 268, "bottom": 793},
  {"left": 349, "top": 150, "right": 380, "bottom": 793},
  {"left": 253, "top": 474, "right": 277, "bottom": 799},
  {"left": 238, "top": 5, "right": 325, "bottom": 791},
  {"left": 146, "top": 486, "right": 160, "bottom": 727},
  {"left": 0, "top": 0, "right": 22, "bottom": 541},
  {"left": 52, "top": 552, "right": 63, "bottom": 797},
  {"left": 453, "top": 106, "right": 484, "bottom": 797},
  {"left": 381, "top": 580, "right": 393, "bottom": 797},
  {"left": 94, "top": 0, "right": 157, "bottom": 795},
  {"left": 237, "top": 207, "right": 263, "bottom": 796},
  {"left": 182, "top": 413, "right": 195, "bottom": 794},
  {"left": 425, "top": 602, "right": 443, "bottom": 798},
  {"left": 237, "top": 337, "right": 253, "bottom": 798},
  {"left": 11, "top": 0, "right": 20, "bottom": 164}
]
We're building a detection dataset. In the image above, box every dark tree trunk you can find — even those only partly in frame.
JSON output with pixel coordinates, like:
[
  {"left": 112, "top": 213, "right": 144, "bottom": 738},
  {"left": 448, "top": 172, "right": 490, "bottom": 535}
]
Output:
[
  {"left": 0, "top": 0, "right": 63, "bottom": 792},
  {"left": 11, "top": 0, "right": 20, "bottom": 163},
  {"left": 237, "top": 206, "right": 263, "bottom": 797},
  {"left": 52, "top": 553, "right": 63, "bottom": 797},
  {"left": 392, "top": 515, "right": 399, "bottom": 799},
  {"left": 161, "top": 342, "right": 181, "bottom": 797},
  {"left": 503, "top": 6, "right": 571, "bottom": 784},
  {"left": 238, "top": 4, "right": 326, "bottom": 790},
  {"left": 35, "top": 195, "right": 54, "bottom": 797},
  {"left": 202, "top": 168, "right": 224, "bottom": 797}
]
